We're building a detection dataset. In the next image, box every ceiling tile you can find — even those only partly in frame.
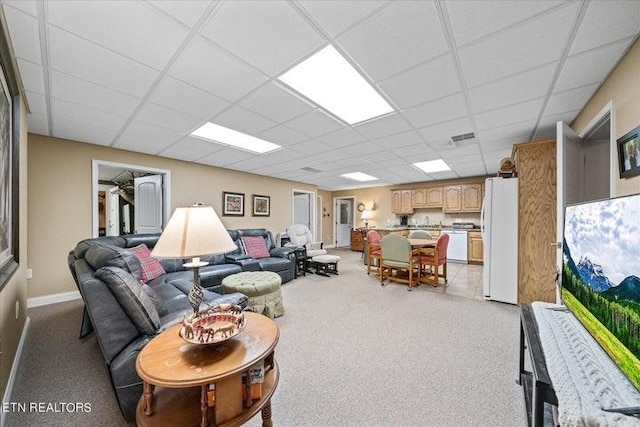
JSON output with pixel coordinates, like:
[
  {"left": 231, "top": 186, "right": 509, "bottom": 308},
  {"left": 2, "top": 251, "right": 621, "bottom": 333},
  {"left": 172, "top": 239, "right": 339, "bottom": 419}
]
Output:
[
  {"left": 258, "top": 125, "right": 309, "bottom": 146},
  {"left": 25, "top": 90, "right": 46, "bottom": 115},
  {"left": 468, "top": 63, "right": 556, "bottom": 113},
  {"left": 213, "top": 106, "right": 277, "bottom": 135},
  {"left": 146, "top": 0, "right": 214, "bottom": 28},
  {"left": 51, "top": 98, "right": 127, "bottom": 130},
  {"left": 475, "top": 98, "right": 544, "bottom": 131},
  {"left": 476, "top": 119, "right": 537, "bottom": 144},
  {"left": 555, "top": 39, "right": 632, "bottom": 92},
  {"left": 317, "top": 127, "right": 368, "bottom": 147},
  {"left": 372, "top": 130, "right": 424, "bottom": 150},
  {"left": 200, "top": 0, "right": 325, "bottom": 76},
  {"left": 169, "top": 37, "right": 268, "bottom": 102},
  {"left": 544, "top": 83, "right": 599, "bottom": 117},
  {"left": 337, "top": 0, "right": 448, "bottom": 81},
  {"left": 451, "top": 163, "right": 487, "bottom": 176},
  {"left": 299, "top": 0, "right": 388, "bottom": 37},
  {"left": 26, "top": 112, "right": 49, "bottom": 135},
  {"left": 354, "top": 113, "right": 410, "bottom": 139},
  {"left": 284, "top": 109, "right": 344, "bottom": 137},
  {"left": 340, "top": 140, "right": 386, "bottom": 156},
  {"left": 114, "top": 121, "right": 183, "bottom": 154},
  {"left": 390, "top": 142, "right": 435, "bottom": 160},
  {"left": 135, "top": 102, "right": 203, "bottom": 133},
  {"left": 3, "top": 0, "right": 38, "bottom": 16},
  {"left": 459, "top": 2, "right": 579, "bottom": 87},
  {"left": 158, "top": 136, "right": 225, "bottom": 162},
  {"left": 446, "top": 0, "right": 566, "bottom": 46},
  {"left": 403, "top": 93, "right": 467, "bottom": 129},
  {"left": 48, "top": 26, "right": 159, "bottom": 97},
  {"left": 196, "top": 146, "right": 256, "bottom": 167},
  {"left": 16, "top": 59, "right": 45, "bottom": 94},
  {"left": 148, "top": 76, "right": 229, "bottom": 120},
  {"left": 3, "top": 5, "right": 41, "bottom": 64},
  {"left": 570, "top": 0, "right": 640, "bottom": 55},
  {"left": 289, "top": 139, "right": 334, "bottom": 155},
  {"left": 50, "top": 70, "right": 139, "bottom": 117},
  {"left": 46, "top": 0, "right": 189, "bottom": 70},
  {"left": 240, "top": 82, "right": 314, "bottom": 123},
  {"left": 479, "top": 138, "right": 517, "bottom": 153},
  {"left": 53, "top": 116, "right": 118, "bottom": 146},
  {"left": 418, "top": 116, "right": 474, "bottom": 143},
  {"left": 378, "top": 54, "right": 461, "bottom": 109}
]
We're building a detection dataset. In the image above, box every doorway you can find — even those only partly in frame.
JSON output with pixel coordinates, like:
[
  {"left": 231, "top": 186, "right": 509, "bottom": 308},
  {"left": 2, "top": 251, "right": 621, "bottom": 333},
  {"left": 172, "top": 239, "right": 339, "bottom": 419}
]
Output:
[
  {"left": 334, "top": 196, "right": 355, "bottom": 248},
  {"left": 292, "top": 189, "right": 317, "bottom": 240},
  {"left": 92, "top": 160, "right": 171, "bottom": 238}
]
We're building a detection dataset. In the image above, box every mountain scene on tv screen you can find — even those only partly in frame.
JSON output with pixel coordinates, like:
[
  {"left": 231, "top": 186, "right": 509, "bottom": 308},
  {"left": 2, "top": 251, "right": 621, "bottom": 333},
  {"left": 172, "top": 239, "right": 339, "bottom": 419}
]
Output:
[{"left": 562, "top": 196, "right": 640, "bottom": 363}]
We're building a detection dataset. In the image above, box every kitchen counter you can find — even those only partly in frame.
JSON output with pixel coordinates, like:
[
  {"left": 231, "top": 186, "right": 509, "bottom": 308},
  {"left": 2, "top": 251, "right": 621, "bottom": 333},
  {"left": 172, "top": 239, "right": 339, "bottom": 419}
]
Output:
[{"left": 359, "top": 225, "right": 481, "bottom": 231}]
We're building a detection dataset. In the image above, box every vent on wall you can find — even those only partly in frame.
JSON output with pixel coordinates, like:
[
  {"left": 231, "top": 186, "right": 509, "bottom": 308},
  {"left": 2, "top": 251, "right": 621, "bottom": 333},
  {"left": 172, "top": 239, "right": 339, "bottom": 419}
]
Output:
[{"left": 301, "top": 167, "right": 323, "bottom": 173}]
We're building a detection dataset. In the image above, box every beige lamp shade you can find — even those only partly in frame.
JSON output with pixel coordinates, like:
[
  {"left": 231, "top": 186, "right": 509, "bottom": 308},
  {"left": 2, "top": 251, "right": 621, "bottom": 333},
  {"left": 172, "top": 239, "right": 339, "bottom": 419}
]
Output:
[
  {"left": 361, "top": 210, "right": 372, "bottom": 220},
  {"left": 151, "top": 205, "right": 236, "bottom": 259}
]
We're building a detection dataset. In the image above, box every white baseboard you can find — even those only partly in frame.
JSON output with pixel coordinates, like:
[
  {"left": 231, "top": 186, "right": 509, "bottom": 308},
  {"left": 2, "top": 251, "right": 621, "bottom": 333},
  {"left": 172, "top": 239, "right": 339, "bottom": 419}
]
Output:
[
  {"left": 1, "top": 316, "right": 30, "bottom": 427},
  {"left": 27, "top": 290, "right": 81, "bottom": 308}
]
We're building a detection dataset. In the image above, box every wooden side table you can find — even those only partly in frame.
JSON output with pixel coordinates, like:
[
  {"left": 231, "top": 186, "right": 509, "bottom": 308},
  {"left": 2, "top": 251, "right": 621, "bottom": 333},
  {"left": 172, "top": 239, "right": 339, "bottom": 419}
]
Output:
[{"left": 135, "top": 312, "right": 279, "bottom": 427}]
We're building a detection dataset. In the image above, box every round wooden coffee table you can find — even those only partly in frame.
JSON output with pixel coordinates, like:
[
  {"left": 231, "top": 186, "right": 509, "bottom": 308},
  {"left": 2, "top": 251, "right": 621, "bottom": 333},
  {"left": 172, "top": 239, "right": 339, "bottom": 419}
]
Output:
[{"left": 135, "top": 312, "right": 279, "bottom": 427}]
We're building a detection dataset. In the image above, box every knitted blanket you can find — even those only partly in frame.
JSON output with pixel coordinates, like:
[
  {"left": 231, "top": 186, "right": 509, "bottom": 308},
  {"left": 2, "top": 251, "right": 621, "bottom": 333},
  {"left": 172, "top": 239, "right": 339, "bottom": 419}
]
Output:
[{"left": 532, "top": 302, "right": 640, "bottom": 427}]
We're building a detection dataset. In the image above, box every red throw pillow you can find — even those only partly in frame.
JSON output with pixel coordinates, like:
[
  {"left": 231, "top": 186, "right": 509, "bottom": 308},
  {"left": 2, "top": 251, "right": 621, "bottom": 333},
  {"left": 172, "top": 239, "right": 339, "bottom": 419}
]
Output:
[
  {"left": 129, "top": 244, "right": 166, "bottom": 284},
  {"left": 241, "top": 236, "right": 270, "bottom": 259}
]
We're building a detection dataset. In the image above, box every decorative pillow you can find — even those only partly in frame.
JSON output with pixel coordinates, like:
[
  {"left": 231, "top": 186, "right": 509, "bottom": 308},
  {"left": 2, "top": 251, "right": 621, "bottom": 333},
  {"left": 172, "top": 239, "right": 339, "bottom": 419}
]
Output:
[
  {"left": 241, "top": 236, "right": 271, "bottom": 259},
  {"left": 95, "top": 266, "right": 161, "bottom": 335},
  {"left": 129, "top": 243, "right": 166, "bottom": 283}
]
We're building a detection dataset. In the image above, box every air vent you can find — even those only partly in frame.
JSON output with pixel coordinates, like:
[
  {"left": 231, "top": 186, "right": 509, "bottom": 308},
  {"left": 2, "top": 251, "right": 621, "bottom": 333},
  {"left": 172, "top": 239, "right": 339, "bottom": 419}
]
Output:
[
  {"left": 301, "top": 167, "right": 323, "bottom": 173},
  {"left": 448, "top": 132, "right": 476, "bottom": 148}
]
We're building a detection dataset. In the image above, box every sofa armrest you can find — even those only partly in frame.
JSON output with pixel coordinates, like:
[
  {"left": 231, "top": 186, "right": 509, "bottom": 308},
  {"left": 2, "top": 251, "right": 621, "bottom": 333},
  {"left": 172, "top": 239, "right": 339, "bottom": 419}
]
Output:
[
  {"left": 227, "top": 257, "right": 261, "bottom": 271},
  {"left": 270, "top": 247, "right": 295, "bottom": 259},
  {"left": 226, "top": 253, "right": 251, "bottom": 261}
]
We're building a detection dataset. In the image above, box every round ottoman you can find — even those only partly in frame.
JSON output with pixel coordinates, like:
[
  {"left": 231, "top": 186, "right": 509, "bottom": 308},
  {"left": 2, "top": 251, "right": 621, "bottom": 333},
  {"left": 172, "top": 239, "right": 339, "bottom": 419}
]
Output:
[
  {"left": 311, "top": 254, "right": 341, "bottom": 277},
  {"left": 221, "top": 271, "right": 284, "bottom": 318}
]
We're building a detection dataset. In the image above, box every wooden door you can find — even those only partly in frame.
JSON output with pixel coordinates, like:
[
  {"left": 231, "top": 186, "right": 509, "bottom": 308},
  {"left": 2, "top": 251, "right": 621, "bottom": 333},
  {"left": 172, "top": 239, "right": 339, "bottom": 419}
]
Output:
[
  {"left": 461, "top": 184, "right": 483, "bottom": 212},
  {"left": 443, "top": 186, "right": 461, "bottom": 212},
  {"left": 391, "top": 191, "right": 402, "bottom": 214},
  {"left": 401, "top": 190, "right": 413, "bottom": 213},
  {"left": 134, "top": 175, "right": 163, "bottom": 234},
  {"left": 468, "top": 232, "right": 483, "bottom": 263}
]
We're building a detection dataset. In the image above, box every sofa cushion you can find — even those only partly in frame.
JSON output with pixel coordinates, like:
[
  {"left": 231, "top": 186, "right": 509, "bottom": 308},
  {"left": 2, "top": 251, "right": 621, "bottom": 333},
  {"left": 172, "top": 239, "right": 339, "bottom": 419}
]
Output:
[
  {"left": 241, "top": 236, "right": 270, "bottom": 258},
  {"left": 85, "top": 244, "right": 143, "bottom": 281},
  {"left": 129, "top": 244, "right": 166, "bottom": 283},
  {"left": 96, "top": 266, "right": 161, "bottom": 335}
]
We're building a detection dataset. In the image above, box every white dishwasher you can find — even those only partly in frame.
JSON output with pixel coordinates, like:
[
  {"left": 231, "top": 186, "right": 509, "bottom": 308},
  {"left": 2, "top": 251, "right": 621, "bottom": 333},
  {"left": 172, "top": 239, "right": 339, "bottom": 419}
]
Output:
[{"left": 441, "top": 229, "right": 468, "bottom": 263}]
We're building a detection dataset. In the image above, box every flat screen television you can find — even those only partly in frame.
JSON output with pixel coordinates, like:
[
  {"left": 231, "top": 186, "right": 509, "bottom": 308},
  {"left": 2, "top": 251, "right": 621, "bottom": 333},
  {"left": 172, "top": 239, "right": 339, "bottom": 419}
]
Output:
[
  {"left": 617, "top": 125, "right": 640, "bottom": 179},
  {"left": 562, "top": 193, "right": 640, "bottom": 392}
]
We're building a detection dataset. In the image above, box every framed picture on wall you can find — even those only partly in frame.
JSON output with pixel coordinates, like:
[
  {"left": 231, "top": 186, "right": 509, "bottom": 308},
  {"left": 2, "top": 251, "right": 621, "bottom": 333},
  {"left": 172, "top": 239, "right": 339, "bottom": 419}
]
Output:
[
  {"left": 223, "top": 191, "right": 244, "bottom": 216},
  {"left": 252, "top": 195, "right": 270, "bottom": 217}
]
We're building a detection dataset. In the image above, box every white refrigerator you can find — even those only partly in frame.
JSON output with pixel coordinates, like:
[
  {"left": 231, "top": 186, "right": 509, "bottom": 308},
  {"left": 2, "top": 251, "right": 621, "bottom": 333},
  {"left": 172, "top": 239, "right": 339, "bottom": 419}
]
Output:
[{"left": 482, "top": 177, "right": 518, "bottom": 304}]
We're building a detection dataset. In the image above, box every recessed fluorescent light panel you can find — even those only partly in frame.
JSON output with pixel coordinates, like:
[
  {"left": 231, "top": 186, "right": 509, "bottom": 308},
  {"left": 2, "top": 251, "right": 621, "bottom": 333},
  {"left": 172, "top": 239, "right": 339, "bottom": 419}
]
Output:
[
  {"left": 278, "top": 45, "right": 394, "bottom": 125},
  {"left": 341, "top": 172, "right": 378, "bottom": 182},
  {"left": 191, "top": 122, "right": 281, "bottom": 154},
  {"left": 413, "top": 159, "right": 451, "bottom": 173}
]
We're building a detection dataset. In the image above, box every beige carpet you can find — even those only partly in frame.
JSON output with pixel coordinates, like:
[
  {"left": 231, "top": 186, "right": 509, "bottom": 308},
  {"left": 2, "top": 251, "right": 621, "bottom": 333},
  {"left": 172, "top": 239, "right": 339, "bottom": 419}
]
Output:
[{"left": 6, "top": 249, "right": 525, "bottom": 427}]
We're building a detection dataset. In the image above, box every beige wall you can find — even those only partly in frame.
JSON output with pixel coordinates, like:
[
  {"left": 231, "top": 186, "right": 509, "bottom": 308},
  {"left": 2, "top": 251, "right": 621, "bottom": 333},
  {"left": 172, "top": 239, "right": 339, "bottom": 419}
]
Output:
[
  {"left": 317, "top": 189, "right": 333, "bottom": 246},
  {"left": 572, "top": 38, "right": 640, "bottom": 196},
  {"left": 27, "top": 134, "right": 316, "bottom": 299},
  {"left": 0, "top": 97, "right": 28, "bottom": 399}
]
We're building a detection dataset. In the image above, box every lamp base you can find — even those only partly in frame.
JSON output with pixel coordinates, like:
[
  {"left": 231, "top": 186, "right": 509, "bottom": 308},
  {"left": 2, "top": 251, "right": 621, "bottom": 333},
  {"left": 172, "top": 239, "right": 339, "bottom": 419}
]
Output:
[{"left": 184, "top": 260, "right": 209, "bottom": 315}]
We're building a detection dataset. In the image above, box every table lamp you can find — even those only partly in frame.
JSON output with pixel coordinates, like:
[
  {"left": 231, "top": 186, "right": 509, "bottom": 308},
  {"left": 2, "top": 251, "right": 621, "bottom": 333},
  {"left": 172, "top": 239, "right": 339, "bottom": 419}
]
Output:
[
  {"left": 361, "top": 210, "right": 372, "bottom": 228},
  {"left": 151, "top": 204, "right": 236, "bottom": 315}
]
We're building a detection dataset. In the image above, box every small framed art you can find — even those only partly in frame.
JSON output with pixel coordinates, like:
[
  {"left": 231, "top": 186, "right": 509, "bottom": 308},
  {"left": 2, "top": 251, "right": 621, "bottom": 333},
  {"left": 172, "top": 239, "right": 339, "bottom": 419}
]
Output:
[
  {"left": 252, "top": 195, "right": 270, "bottom": 217},
  {"left": 223, "top": 191, "right": 244, "bottom": 216}
]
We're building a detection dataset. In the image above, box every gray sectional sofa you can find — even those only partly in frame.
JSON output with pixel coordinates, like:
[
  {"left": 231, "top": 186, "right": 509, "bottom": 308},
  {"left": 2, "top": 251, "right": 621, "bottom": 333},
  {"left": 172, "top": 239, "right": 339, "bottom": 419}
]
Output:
[{"left": 67, "top": 228, "right": 295, "bottom": 421}]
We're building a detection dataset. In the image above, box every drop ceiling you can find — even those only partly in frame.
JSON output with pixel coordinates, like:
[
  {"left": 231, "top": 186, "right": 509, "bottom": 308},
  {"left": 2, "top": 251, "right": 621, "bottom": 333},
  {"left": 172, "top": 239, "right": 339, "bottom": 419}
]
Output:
[{"left": 3, "top": 0, "right": 639, "bottom": 190}]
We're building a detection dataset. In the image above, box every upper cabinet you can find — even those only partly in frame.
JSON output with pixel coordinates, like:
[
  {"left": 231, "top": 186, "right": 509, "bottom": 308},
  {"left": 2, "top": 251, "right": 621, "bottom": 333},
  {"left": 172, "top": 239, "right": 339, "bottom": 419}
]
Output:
[
  {"left": 426, "top": 187, "right": 443, "bottom": 208},
  {"left": 392, "top": 190, "right": 413, "bottom": 214},
  {"left": 411, "top": 188, "right": 427, "bottom": 208},
  {"left": 443, "top": 183, "right": 483, "bottom": 213}
]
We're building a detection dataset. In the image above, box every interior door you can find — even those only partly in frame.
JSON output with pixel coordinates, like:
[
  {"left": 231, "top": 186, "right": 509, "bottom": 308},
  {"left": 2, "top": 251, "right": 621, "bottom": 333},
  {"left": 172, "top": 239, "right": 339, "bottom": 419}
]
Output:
[
  {"left": 106, "top": 186, "right": 120, "bottom": 236},
  {"left": 556, "top": 121, "right": 583, "bottom": 302},
  {"left": 336, "top": 199, "right": 352, "bottom": 247},
  {"left": 293, "top": 193, "right": 311, "bottom": 230},
  {"left": 134, "top": 175, "right": 163, "bottom": 234}
]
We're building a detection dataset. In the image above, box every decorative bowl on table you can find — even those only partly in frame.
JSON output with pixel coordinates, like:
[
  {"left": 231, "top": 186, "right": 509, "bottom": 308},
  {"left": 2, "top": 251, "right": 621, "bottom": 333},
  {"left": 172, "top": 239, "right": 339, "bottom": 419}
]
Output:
[{"left": 179, "top": 303, "right": 245, "bottom": 345}]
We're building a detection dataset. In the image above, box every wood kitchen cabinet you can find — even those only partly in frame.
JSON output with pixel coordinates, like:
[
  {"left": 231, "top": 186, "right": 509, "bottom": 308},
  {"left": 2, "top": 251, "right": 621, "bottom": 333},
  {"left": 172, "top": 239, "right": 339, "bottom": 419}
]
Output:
[
  {"left": 426, "top": 187, "right": 443, "bottom": 207},
  {"left": 411, "top": 188, "right": 427, "bottom": 208},
  {"left": 468, "top": 231, "right": 483, "bottom": 264},
  {"left": 391, "top": 190, "right": 413, "bottom": 214},
  {"left": 350, "top": 229, "right": 364, "bottom": 252},
  {"left": 443, "top": 184, "right": 483, "bottom": 213}
]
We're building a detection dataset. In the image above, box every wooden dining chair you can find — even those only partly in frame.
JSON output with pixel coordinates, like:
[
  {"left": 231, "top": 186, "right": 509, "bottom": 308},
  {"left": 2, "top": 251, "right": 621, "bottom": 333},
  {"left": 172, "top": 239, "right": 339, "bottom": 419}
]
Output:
[
  {"left": 379, "top": 234, "right": 421, "bottom": 291},
  {"left": 408, "top": 229, "right": 433, "bottom": 239},
  {"left": 419, "top": 233, "right": 450, "bottom": 286},
  {"left": 366, "top": 230, "right": 382, "bottom": 276}
]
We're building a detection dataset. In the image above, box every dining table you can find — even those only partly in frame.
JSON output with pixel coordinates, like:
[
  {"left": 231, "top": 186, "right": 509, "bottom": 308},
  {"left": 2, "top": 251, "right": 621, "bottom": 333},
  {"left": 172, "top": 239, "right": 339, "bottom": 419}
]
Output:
[{"left": 408, "top": 238, "right": 437, "bottom": 248}]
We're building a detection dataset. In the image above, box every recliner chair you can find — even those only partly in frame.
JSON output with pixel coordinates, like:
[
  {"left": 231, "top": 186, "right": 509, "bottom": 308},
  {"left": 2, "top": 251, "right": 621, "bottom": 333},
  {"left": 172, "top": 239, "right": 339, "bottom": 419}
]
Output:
[{"left": 285, "top": 224, "right": 327, "bottom": 258}]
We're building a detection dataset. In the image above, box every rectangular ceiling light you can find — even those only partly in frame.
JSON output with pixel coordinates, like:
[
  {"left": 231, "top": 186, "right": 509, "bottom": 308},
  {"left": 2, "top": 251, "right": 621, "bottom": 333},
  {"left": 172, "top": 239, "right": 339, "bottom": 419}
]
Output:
[
  {"left": 413, "top": 159, "right": 451, "bottom": 173},
  {"left": 341, "top": 172, "right": 378, "bottom": 182},
  {"left": 191, "top": 122, "right": 281, "bottom": 154},
  {"left": 278, "top": 45, "right": 394, "bottom": 125}
]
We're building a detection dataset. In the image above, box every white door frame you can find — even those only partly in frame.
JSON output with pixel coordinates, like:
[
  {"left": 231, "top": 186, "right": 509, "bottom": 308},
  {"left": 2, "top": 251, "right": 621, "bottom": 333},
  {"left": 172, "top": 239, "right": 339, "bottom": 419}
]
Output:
[
  {"left": 577, "top": 99, "right": 615, "bottom": 197},
  {"left": 291, "top": 188, "right": 317, "bottom": 240},
  {"left": 316, "top": 195, "right": 323, "bottom": 246},
  {"left": 91, "top": 160, "right": 171, "bottom": 238},
  {"left": 333, "top": 196, "right": 356, "bottom": 247}
]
